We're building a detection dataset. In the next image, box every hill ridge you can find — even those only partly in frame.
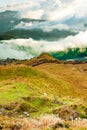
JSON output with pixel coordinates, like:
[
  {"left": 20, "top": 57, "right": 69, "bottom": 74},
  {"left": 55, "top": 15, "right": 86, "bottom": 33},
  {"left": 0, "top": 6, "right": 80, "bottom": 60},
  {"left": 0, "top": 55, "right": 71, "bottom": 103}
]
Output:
[{"left": 0, "top": 52, "right": 87, "bottom": 66}]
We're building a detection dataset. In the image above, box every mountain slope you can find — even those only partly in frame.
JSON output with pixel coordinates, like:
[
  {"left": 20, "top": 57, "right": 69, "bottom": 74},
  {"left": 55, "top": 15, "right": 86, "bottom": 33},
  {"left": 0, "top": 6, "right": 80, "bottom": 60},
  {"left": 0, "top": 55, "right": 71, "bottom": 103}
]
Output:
[
  {"left": 0, "top": 54, "right": 87, "bottom": 129},
  {"left": 0, "top": 10, "right": 18, "bottom": 34},
  {"left": 50, "top": 47, "right": 87, "bottom": 61},
  {"left": 0, "top": 28, "right": 76, "bottom": 41},
  {"left": 0, "top": 54, "right": 87, "bottom": 101},
  {"left": 0, "top": 10, "right": 46, "bottom": 36}
]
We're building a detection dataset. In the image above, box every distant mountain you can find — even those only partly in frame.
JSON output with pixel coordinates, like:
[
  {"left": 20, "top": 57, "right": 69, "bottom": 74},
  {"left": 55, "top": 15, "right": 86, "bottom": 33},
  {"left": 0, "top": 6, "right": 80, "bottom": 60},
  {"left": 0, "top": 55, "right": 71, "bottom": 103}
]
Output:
[
  {"left": 50, "top": 47, "right": 87, "bottom": 61},
  {"left": 0, "top": 10, "right": 18, "bottom": 34},
  {"left": 0, "top": 10, "right": 46, "bottom": 34},
  {"left": 0, "top": 10, "right": 87, "bottom": 35},
  {"left": 1, "top": 10, "right": 87, "bottom": 41},
  {"left": 0, "top": 28, "right": 77, "bottom": 41}
]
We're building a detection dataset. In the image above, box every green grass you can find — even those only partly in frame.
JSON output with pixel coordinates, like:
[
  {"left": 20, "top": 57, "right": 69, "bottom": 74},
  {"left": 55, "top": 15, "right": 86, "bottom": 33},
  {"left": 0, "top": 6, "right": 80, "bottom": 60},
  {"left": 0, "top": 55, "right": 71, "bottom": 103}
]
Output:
[
  {"left": 0, "top": 64, "right": 87, "bottom": 118},
  {"left": 0, "top": 66, "right": 47, "bottom": 80},
  {"left": 0, "top": 66, "right": 79, "bottom": 100},
  {"left": 0, "top": 82, "right": 30, "bottom": 104}
]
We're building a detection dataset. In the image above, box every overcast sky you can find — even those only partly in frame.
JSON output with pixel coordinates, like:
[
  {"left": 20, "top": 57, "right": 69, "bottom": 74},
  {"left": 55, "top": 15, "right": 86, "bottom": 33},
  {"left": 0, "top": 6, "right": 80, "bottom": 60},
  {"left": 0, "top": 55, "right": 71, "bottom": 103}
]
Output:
[{"left": 0, "top": 0, "right": 87, "bottom": 21}]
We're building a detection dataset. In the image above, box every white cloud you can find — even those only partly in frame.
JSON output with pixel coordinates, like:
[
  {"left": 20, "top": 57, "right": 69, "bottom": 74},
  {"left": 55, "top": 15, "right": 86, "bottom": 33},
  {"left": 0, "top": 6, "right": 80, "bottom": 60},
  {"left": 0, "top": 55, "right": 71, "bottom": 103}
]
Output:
[
  {"left": 19, "top": 9, "right": 44, "bottom": 19},
  {"left": 73, "top": 0, "right": 87, "bottom": 18},
  {"left": 15, "top": 21, "right": 33, "bottom": 29},
  {"left": 0, "top": 43, "right": 30, "bottom": 59},
  {"left": 42, "top": 23, "right": 69, "bottom": 32},
  {"left": 15, "top": 20, "right": 69, "bottom": 31},
  {"left": 16, "top": 0, "right": 87, "bottom": 21},
  {"left": 0, "top": 1, "right": 37, "bottom": 12},
  {"left": 0, "top": 0, "right": 87, "bottom": 21},
  {"left": 0, "top": 30, "right": 87, "bottom": 59}
]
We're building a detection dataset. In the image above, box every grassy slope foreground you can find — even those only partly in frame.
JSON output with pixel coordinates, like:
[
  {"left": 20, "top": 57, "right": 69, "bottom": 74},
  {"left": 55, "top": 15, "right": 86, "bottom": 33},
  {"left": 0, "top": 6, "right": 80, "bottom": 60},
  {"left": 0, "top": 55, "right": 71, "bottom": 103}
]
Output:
[{"left": 0, "top": 53, "right": 87, "bottom": 130}]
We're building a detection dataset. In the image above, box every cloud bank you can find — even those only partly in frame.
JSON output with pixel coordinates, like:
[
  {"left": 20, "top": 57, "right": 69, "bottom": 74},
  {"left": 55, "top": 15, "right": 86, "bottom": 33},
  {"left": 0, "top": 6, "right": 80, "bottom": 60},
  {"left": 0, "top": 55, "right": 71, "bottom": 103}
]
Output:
[
  {"left": 0, "top": 30, "right": 87, "bottom": 59},
  {"left": 15, "top": 21, "right": 69, "bottom": 32}
]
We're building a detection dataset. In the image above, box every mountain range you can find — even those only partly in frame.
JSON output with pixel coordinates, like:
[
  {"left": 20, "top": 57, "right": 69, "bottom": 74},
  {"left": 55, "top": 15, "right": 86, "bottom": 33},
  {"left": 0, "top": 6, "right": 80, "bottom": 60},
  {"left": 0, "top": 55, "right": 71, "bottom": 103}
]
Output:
[{"left": 0, "top": 10, "right": 87, "bottom": 61}]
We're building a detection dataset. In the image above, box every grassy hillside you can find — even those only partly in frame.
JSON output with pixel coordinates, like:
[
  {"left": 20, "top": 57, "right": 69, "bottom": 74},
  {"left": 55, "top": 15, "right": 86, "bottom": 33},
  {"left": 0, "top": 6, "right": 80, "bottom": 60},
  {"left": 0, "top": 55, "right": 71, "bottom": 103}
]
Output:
[
  {"left": 0, "top": 54, "right": 87, "bottom": 129},
  {"left": 0, "top": 63, "right": 87, "bottom": 102}
]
